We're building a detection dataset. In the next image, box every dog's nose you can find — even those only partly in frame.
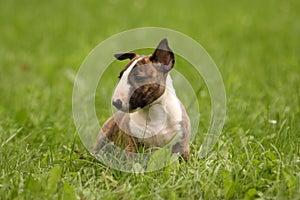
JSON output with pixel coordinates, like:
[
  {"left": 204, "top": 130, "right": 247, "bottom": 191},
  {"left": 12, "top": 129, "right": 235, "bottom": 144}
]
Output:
[{"left": 112, "top": 99, "right": 122, "bottom": 109}]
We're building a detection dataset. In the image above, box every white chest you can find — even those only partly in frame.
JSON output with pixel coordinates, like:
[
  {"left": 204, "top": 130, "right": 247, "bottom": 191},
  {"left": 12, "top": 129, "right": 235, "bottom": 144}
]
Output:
[{"left": 128, "top": 83, "right": 183, "bottom": 147}]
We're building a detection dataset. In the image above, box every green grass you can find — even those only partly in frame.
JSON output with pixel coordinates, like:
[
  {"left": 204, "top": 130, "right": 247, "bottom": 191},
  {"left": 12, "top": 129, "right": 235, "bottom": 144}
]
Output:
[{"left": 0, "top": 0, "right": 300, "bottom": 199}]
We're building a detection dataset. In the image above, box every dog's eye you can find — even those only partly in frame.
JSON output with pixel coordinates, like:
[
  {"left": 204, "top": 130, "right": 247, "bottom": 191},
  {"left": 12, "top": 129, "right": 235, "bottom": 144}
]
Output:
[{"left": 134, "top": 74, "right": 145, "bottom": 82}]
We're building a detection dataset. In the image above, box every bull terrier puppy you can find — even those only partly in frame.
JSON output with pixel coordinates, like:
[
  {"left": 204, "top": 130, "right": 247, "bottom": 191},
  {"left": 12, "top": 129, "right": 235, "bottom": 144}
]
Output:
[{"left": 93, "top": 39, "right": 191, "bottom": 161}]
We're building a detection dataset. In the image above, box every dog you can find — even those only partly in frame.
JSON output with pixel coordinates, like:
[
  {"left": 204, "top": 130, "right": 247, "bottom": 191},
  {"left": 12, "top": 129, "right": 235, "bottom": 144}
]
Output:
[{"left": 93, "top": 39, "right": 191, "bottom": 161}]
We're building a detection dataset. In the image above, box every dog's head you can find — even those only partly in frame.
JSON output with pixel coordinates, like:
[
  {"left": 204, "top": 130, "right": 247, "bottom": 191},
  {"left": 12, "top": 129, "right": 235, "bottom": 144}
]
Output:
[{"left": 112, "top": 38, "right": 175, "bottom": 112}]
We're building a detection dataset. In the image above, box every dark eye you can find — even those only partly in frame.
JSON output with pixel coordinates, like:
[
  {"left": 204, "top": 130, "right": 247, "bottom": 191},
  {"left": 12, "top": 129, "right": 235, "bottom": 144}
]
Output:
[{"left": 135, "top": 74, "right": 145, "bottom": 82}]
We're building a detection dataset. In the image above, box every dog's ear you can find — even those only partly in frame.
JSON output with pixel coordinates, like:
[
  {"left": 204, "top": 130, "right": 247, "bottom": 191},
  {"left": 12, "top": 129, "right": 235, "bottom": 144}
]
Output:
[
  {"left": 114, "top": 52, "right": 137, "bottom": 60},
  {"left": 150, "top": 38, "right": 175, "bottom": 72}
]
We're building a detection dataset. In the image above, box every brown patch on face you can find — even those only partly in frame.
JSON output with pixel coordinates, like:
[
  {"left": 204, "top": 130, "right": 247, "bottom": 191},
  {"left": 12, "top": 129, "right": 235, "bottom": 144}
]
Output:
[
  {"left": 127, "top": 56, "right": 167, "bottom": 110},
  {"left": 129, "top": 83, "right": 165, "bottom": 110}
]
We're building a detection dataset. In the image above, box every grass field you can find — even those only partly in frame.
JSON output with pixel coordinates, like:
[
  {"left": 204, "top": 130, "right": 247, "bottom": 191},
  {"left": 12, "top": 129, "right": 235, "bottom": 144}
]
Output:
[{"left": 0, "top": 0, "right": 300, "bottom": 199}]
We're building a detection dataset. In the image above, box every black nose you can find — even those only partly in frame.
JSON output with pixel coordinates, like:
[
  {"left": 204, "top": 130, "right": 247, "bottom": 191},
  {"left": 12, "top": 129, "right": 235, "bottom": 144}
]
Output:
[{"left": 112, "top": 99, "right": 122, "bottom": 109}]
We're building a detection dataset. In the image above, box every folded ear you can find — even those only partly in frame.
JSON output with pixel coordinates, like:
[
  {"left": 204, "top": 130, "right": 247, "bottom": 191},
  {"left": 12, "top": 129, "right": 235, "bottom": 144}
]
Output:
[
  {"left": 150, "top": 38, "right": 175, "bottom": 72},
  {"left": 114, "top": 52, "right": 137, "bottom": 60}
]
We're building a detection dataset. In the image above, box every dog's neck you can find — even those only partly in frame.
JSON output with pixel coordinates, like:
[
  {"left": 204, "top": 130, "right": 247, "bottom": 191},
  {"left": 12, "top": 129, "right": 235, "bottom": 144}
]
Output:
[
  {"left": 149, "top": 74, "right": 178, "bottom": 112},
  {"left": 129, "top": 75, "right": 183, "bottom": 138}
]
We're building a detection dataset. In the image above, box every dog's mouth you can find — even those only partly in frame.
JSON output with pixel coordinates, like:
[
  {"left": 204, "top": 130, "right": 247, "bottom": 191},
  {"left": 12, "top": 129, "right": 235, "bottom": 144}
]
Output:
[
  {"left": 112, "top": 83, "right": 166, "bottom": 113},
  {"left": 112, "top": 100, "right": 142, "bottom": 113},
  {"left": 118, "top": 106, "right": 141, "bottom": 113},
  {"left": 128, "top": 98, "right": 147, "bottom": 111},
  {"left": 112, "top": 98, "right": 148, "bottom": 113}
]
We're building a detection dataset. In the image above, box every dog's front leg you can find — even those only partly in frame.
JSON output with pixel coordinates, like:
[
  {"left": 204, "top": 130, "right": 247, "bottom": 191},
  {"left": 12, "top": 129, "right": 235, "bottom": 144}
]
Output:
[
  {"left": 172, "top": 141, "right": 190, "bottom": 162},
  {"left": 93, "top": 115, "right": 140, "bottom": 154}
]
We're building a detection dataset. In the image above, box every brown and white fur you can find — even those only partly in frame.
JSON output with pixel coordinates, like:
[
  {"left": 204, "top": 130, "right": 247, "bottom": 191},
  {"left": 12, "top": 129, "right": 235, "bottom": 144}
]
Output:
[{"left": 93, "top": 39, "right": 191, "bottom": 161}]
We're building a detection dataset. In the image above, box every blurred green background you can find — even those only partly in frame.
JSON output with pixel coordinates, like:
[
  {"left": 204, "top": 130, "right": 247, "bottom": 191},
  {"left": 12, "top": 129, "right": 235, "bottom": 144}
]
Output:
[{"left": 0, "top": 0, "right": 299, "bottom": 199}]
